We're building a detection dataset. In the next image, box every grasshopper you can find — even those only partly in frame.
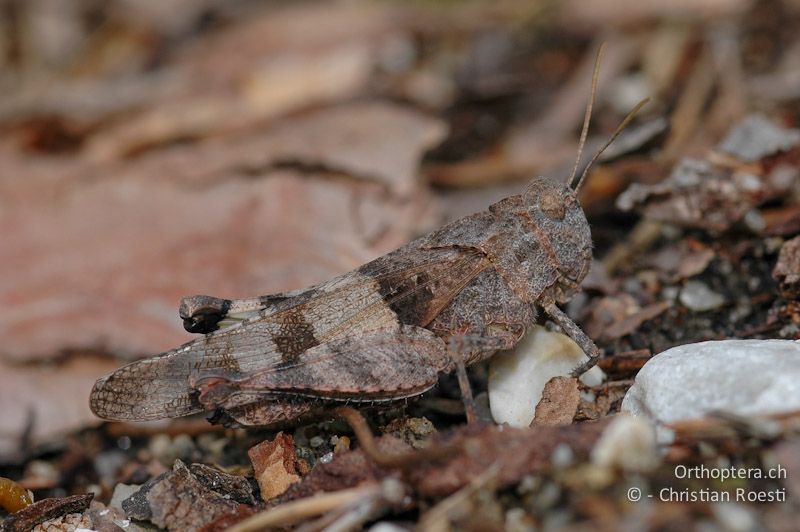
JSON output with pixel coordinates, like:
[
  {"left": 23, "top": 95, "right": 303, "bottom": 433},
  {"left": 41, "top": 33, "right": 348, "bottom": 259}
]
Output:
[{"left": 90, "top": 49, "right": 646, "bottom": 427}]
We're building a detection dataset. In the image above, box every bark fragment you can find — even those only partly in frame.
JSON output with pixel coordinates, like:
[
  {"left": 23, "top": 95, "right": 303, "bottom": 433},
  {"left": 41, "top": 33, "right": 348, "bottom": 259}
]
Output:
[
  {"left": 1, "top": 494, "right": 93, "bottom": 532},
  {"left": 121, "top": 461, "right": 244, "bottom": 531},
  {"left": 247, "top": 433, "right": 301, "bottom": 502},
  {"left": 533, "top": 376, "right": 581, "bottom": 426}
]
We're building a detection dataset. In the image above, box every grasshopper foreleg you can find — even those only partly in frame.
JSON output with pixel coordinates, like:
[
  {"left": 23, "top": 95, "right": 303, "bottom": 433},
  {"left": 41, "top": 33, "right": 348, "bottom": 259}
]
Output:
[{"left": 542, "top": 299, "right": 601, "bottom": 377}]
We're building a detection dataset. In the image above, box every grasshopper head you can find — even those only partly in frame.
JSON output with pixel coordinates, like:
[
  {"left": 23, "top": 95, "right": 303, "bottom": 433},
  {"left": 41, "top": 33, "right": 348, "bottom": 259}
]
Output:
[
  {"left": 519, "top": 46, "right": 646, "bottom": 303},
  {"left": 524, "top": 176, "right": 593, "bottom": 304}
]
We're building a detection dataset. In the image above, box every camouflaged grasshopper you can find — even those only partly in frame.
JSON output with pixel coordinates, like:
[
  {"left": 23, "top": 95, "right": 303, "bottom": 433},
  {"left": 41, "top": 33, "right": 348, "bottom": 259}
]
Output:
[{"left": 90, "top": 49, "right": 646, "bottom": 427}]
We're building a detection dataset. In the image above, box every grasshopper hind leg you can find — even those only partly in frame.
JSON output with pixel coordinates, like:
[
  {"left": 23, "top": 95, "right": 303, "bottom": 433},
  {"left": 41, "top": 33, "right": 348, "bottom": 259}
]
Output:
[
  {"left": 445, "top": 333, "right": 525, "bottom": 424},
  {"left": 209, "top": 396, "right": 322, "bottom": 427}
]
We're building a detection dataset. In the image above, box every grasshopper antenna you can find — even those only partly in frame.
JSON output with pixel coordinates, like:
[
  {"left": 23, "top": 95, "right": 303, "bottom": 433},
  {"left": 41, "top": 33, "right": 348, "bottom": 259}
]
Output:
[
  {"left": 571, "top": 96, "right": 650, "bottom": 192},
  {"left": 567, "top": 43, "right": 606, "bottom": 190}
]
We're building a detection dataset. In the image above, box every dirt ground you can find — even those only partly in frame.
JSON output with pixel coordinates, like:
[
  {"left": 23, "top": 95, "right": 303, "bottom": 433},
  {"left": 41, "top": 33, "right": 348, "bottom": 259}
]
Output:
[{"left": 1, "top": 1, "right": 799, "bottom": 530}]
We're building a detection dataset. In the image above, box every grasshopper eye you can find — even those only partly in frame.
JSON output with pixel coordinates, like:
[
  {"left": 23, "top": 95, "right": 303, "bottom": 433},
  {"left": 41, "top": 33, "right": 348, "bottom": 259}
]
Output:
[{"left": 539, "top": 192, "right": 566, "bottom": 220}]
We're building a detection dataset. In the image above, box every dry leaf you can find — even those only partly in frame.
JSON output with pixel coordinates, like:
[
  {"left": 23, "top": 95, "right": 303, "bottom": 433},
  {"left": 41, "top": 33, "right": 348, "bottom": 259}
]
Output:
[{"left": 603, "top": 301, "right": 672, "bottom": 341}]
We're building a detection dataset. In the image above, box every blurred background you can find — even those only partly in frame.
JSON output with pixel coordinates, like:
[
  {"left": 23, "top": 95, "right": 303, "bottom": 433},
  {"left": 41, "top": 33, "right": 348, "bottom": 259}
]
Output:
[{"left": 2, "top": 0, "right": 800, "bottom": 526}]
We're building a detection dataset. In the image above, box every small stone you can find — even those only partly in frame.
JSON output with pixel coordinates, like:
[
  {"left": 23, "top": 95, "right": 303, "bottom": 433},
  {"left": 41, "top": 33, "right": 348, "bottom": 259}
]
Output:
[
  {"left": 87, "top": 501, "right": 154, "bottom": 532},
  {"left": 94, "top": 451, "right": 127, "bottom": 487},
  {"left": 147, "top": 435, "right": 196, "bottom": 467},
  {"left": 24, "top": 461, "right": 60, "bottom": 487},
  {"left": 517, "top": 475, "right": 538, "bottom": 495},
  {"left": 147, "top": 435, "right": 171, "bottom": 465},
  {"left": 368, "top": 523, "right": 409, "bottom": 532},
  {"left": 743, "top": 209, "right": 766, "bottom": 233},
  {"left": 488, "top": 326, "right": 605, "bottom": 427},
  {"left": 31, "top": 512, "right": 91, "bottom": 532},
  {"left": 679, "top": 280, "right": 725, "bottom": 311},
  {"left": 117, "top": 436, "right": 132, "bottom": 451},
  {"left": 717, "top": 114, "right": 800, "bottom": 162},
  {"left": 712, "top": 502, "right": 757, "bottom": 532},
  {"left": 109, "top": 483, "right": 140, "bottom": 512},
  {"left": 309, "top": 436, "right": 325, "bottom": 448},
  {"left": 591, "top": 414, "right": 659, "bottom": 473},
  {"left": 551, "top": 444, "right": 574, "bottom": 468},
  {"left": 622, "top": 339, "right": 800, "bottom": 442},
  {"left": 504, "top": 507, "right": 536, "bottom": 532},
  {"left": 196, "top": 434, "right": 229, "bottom": 459},
  {"left": 248, "top": 433, "right": 301, "bottom": 502},
  {"left": 534, "top": 482, "right": 561, "bottom": 511},
  {"left": 170, "top": 435, "right": 196, "bottom": 461}
]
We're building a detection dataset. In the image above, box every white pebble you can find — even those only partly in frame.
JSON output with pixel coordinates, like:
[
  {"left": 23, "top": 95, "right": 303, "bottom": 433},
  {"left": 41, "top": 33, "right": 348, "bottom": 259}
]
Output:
[
  {"left": 369, "top": 523, "right": 408, "bottom": 532},
  {"left": 622, "top": 339, "right": 800, "bottom": 443},
  {"left": 679, "top": 280, "right": 725, "bottom": 311},
  {"left": 591, "top": 414, "right": 660, "bottom": 473},
  {"left": 488, "top": 326, "right": 605, "bottom": 427},
  {"left": 551, "top": 443, "right": 574, "bottom": 468}
]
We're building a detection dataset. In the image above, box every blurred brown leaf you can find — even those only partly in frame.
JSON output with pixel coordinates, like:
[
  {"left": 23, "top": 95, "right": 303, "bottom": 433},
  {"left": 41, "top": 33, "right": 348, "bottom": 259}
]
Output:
[{"left": 1, "top": 104, "right": 444, "bottom": 363}]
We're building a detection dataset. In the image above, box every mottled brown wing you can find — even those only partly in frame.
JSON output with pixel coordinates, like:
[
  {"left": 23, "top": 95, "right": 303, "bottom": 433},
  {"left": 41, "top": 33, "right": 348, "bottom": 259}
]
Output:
[
  {"left": 202, "top": 325, "right": 449, "bottom": 400},
  {"left": 90, "top": 247, "right": 489, "bottom": 421},
  {"left": 195, "top": 325, "right": 449, "bottom": 426}
]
